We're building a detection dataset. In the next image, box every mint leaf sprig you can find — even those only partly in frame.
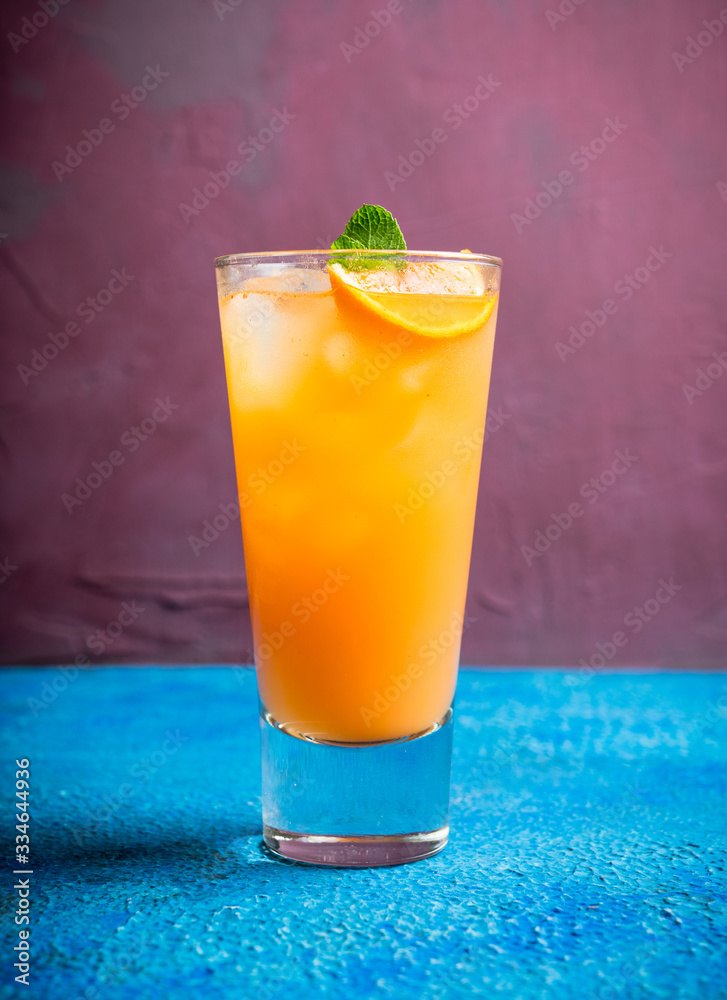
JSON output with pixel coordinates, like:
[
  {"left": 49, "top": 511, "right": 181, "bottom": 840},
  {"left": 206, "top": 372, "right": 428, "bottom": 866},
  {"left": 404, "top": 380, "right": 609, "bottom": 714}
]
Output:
[
  {"left": 332, "top": 204, "right": 406, "bottom": 251},
  {"left": 330, "top": 204, "right": 406, "bottom": 271}
]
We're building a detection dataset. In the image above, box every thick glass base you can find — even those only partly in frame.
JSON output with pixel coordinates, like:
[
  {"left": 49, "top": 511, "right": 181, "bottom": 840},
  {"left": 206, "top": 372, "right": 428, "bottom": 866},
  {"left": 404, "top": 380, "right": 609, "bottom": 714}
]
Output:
[
  {"left": 263, "top": 826, "right": 449, "bottom": 867},
  {"left": 260, "top": 707, "right": 453, "bottom": 868}
]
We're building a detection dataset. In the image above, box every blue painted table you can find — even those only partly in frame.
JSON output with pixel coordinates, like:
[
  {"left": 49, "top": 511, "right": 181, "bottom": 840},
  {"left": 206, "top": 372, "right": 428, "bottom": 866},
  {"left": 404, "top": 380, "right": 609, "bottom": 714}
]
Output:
[{"left": 1, "top": 667, "right": 726, "bottom": 999}]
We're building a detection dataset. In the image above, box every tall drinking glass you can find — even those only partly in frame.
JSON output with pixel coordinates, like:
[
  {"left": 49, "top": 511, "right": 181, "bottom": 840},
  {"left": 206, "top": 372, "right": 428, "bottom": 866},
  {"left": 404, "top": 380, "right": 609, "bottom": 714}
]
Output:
[{"left": 215, "top": 249, "right": 502, "bottom": 866}]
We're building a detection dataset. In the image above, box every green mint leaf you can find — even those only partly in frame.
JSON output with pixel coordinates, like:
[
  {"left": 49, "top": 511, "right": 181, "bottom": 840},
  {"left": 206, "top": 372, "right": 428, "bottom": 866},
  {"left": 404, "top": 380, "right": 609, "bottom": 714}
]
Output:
[{"left": 331, "top": 204, "right": 406, "bottom": 251}]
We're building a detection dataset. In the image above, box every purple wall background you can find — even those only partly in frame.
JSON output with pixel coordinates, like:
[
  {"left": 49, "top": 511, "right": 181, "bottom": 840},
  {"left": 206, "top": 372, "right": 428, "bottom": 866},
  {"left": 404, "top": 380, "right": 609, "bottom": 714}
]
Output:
[{"left": 1, "top": 0, "right": 725, "bottom": 668}]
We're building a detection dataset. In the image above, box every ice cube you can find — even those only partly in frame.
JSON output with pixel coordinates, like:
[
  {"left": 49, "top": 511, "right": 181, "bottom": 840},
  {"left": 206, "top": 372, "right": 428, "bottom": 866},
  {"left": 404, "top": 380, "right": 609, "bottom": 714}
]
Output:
[
  {"left": 220, "top": 291, "right": 302, "bottom": 409},
  {"left": 219, "top": 290, "right": 275, "bottom": 348},
  {"left": 322, "top": 332, "right": 360, "bottom": 374},
  {"left": 401, "top": 360, "right": 435, "bottom": 393},
  {"left": 252, "top": 265, "right": 330, "bottom": 293}
]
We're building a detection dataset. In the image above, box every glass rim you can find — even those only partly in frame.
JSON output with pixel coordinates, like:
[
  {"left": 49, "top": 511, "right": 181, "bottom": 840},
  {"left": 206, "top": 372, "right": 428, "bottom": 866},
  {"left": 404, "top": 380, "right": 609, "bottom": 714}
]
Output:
[{"left": 214, "top": 248, "right": 503, "bottom": 268}]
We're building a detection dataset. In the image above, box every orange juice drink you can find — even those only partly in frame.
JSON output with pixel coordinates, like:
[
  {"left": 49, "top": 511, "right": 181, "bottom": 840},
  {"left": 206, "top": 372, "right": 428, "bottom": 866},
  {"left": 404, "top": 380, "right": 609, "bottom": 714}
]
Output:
[{"left": 217, "top": 251, "right": 500, "bottom": 745}]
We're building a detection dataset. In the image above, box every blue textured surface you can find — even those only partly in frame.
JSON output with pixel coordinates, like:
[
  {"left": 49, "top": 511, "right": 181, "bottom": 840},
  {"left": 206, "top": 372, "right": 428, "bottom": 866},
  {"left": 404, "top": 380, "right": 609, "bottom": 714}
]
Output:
[{"left": 1, "top": 667, "right": 726, "bottom": 1000}]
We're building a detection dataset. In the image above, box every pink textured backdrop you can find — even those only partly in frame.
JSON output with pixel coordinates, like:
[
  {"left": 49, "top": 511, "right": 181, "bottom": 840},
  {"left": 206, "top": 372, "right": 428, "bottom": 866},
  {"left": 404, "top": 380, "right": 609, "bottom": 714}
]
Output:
[{"left": 1, "top": 0, "right": 726, "bottom": 668}]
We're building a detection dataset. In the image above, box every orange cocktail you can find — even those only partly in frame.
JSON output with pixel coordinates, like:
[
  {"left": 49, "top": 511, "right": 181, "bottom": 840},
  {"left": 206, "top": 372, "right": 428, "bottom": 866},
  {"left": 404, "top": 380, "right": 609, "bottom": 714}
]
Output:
[{"left": 217, "top": 251, "right": 500, "bottom": 745}]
